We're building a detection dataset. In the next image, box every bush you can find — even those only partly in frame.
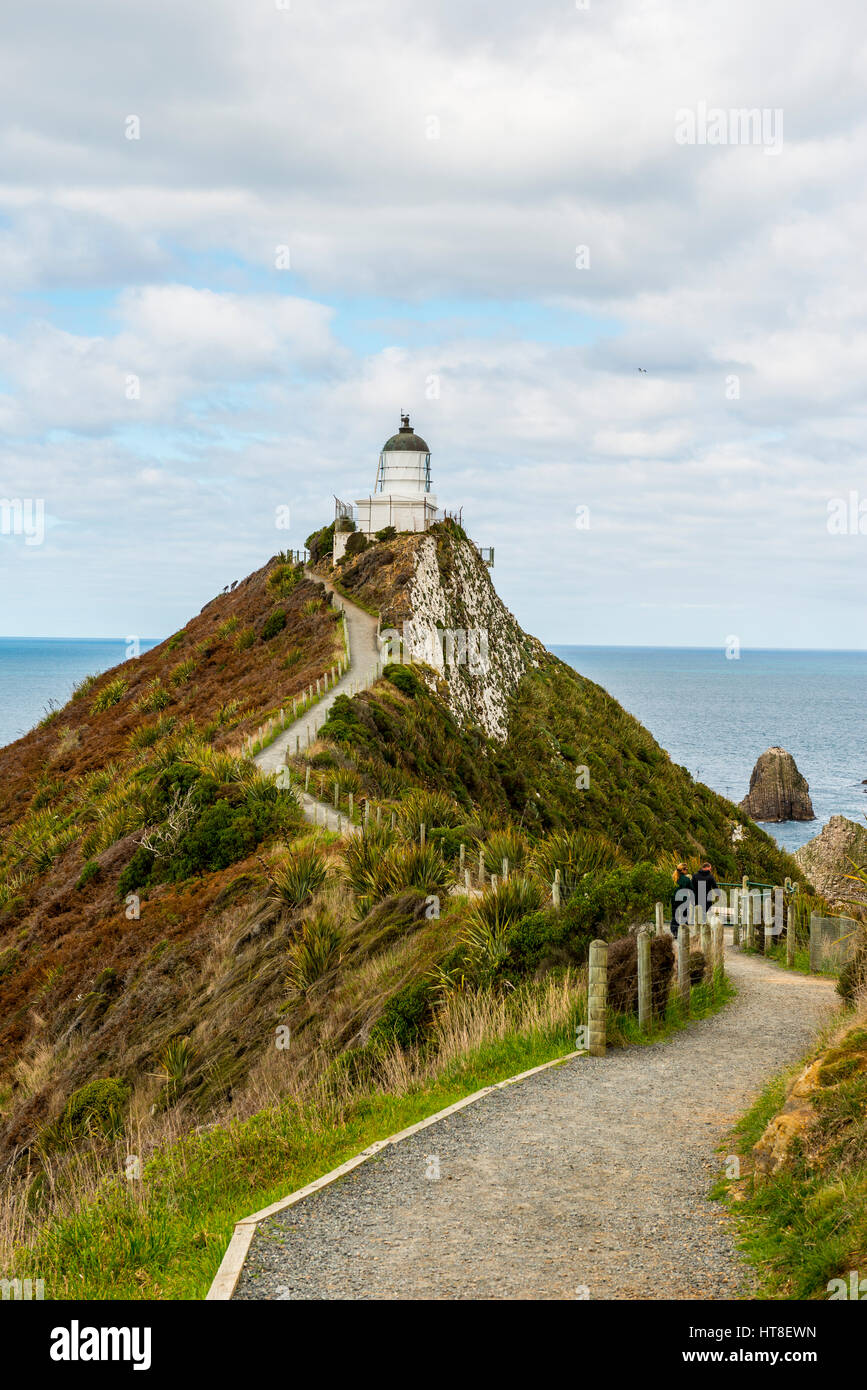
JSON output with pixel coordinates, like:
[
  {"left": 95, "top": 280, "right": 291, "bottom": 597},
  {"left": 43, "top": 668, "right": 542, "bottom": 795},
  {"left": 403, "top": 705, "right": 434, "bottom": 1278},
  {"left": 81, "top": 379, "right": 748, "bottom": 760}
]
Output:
[
  {"left": 169, "top": 659, "right": 196, "bottom": 687},
  {"left": 234, "top": 627, "right": 256, "bottom": 652},
  {"left": 530, "top": 829, "right": 624, "bottom": 897},
  {"left": 370, "top": 978, "right": 434, "bottom": 1049},
  {"left": 306, "top": 523, "right": 337, "bottom": 562},
  {"left": 261, "top": 608, "right": 287, "bottom": 641},
  {"left": 375, "top": 525, "right": 397, "bottom": 542},
  {"left": 136, "top": 679, "right": 171, "bottom": 713},
  {"left": 54, "top": 1078, "right": 129, "bottom": 1145},
  {"left": 483, "top": 828, "right": 529, "bottom": 875},
  {"left": 607, "top": 933, "right": 675, "bottom": 1016},
  {"left": 462, "top": 876, "right": 547, "bottom": 984},
  {"left": 268, "top": 564, "right": 302, "bottom": 597},
  {"left": 117, "top": 846, "right": 156, "bottom": 897},
  {"left": 560, "top": 862, "right": 674, "bottom": 943},
  {"left": 689, "top": 949, "right": 706, "bottom": 985},
  {"left": 396, "top": 789, "right": 463, "bottom": 840},
  {"left": 168, "top": 797, "right": 284, "bottom": 880},
  {"left": 76, "top": 860, "right": 101, "bottom": 891},
  {"left": 383, "top": 663, "right": 419, "bottom": 697},
  {"left": 369, "top": 842, "right": 453, "bottom": 903},
  {"left": 285, "top": 912, "right": 341, "bottom": 994},
  {"left": 837, "top": 940, "right": 867, "bottom": 1004},
  {"left": 344, "top": 532, "right": 369, "bottom": 559},
  {"left": 269, "top": 846, "right": 327, "bottom": 908},
  {"left": 91, "top": 677, "right": 128, "bottom": 713}
]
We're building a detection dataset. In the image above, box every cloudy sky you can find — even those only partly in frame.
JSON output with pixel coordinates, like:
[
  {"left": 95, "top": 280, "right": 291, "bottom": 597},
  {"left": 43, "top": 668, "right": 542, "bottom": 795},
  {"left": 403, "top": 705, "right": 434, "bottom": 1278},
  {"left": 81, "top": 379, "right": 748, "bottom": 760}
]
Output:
[{"left": 1, "top": 0, "right": 866, "bottom": 647}]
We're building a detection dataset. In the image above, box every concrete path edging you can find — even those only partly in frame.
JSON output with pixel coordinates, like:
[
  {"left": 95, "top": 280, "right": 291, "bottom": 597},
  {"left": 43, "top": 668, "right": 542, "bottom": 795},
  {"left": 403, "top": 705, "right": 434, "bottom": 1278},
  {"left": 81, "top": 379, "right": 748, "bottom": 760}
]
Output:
[{"left": 205, "top": 1047, "right": 583, "bottom": 1300}]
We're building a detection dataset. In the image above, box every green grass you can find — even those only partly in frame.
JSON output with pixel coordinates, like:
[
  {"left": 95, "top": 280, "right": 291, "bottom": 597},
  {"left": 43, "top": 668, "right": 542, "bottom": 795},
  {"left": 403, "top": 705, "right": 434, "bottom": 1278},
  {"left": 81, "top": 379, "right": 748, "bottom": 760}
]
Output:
[
  {"left": 12, "top": 964, "right": 739, "bottom": 1301},
  {"left": 611, "top": 969, "right": 736, "bottom": 1046},
  {"left": 13, "top": 1024, "right": 579, "bottom": 1301},
  {"left": 714, "top": 1014, "right": 867, "bottom": 1300}
]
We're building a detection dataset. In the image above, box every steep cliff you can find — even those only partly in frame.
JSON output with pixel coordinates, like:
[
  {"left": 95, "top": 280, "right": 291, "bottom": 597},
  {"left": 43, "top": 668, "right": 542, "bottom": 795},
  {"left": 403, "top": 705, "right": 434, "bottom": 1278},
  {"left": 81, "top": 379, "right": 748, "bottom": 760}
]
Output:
[
  {"left": 739, "top": 747, "right": 815, "bottom": 823},
  {"left": 795, "top": 814, "right": 867, "bottom": 908}
]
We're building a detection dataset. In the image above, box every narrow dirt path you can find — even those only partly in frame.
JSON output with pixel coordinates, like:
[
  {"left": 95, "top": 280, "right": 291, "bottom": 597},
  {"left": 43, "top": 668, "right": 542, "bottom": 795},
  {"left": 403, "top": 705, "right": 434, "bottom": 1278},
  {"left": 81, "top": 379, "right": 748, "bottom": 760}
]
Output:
[
  {"left": 253, "top": 569, "right": 380, "bottom": 832},
  {"left": 233, "top": 951, "right": 836, "bottom": 1300}
]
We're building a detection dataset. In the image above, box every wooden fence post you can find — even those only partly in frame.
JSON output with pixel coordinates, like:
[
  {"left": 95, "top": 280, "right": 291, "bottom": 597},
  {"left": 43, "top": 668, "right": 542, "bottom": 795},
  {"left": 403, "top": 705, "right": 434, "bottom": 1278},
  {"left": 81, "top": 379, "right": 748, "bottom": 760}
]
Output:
[
  {"left": 304, "top": 766, "right": 310, "bottom": 792},
  {"left": 464, "top": 868, "right": 471, "bottom": 894},
  {"left": 478, "top": 847, "right": 485, "bottom": 887},
  {"left": 678, "top": 925, "right": 691, "bottom": 1011},
  {"left": 637, "top": 928, "right": 651, "bottom": 1032},
  {"left": 348, "top": 792, "right": 353, "bottom": 822},
  {"left": 655, "top": 901, "right": 664, "bottom": 936},
  {"left": 552, "top": 869, "right": 561, "bottom": 909},
  {"left": 420, "top": 822, "right": 426, "bottom": 847},
  {"left": 712, "top": 921, "right": 723, "bottom": 984},
  {"left": 459, "top": 843, "right": 465, "bottom": 875},
  {"left": 491, "top": 873, "right": 499, "bottom": 892},
  {"left": 502, "top": 857, "right": 509, "bottom": 881},
  {"left": 588, "top": 939, "right": 608, "bottom": 1057},
  {"left": 333, "top": 781, "right": 339, "bottom": 809},
  {"left": 786, "top": 892, "right": 796, "bottom": 967},
  {"left": 700, "top": 920, "right": 711, "bottom": 963}
]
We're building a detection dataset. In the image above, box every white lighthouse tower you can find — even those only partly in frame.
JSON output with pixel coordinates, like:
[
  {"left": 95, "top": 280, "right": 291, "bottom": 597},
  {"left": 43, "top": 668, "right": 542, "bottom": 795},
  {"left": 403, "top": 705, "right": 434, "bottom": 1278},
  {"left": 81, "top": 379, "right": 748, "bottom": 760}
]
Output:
[{"left": 354, "top": 413, "right": 438, "bottom": 538}]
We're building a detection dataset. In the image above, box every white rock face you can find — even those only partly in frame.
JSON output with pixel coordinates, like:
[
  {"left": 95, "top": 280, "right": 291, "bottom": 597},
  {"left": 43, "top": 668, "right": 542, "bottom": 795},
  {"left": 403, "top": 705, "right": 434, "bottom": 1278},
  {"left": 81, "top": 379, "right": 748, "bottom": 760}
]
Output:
[{"left": 399, "top": 533, "right": 542, "bottom": 742}]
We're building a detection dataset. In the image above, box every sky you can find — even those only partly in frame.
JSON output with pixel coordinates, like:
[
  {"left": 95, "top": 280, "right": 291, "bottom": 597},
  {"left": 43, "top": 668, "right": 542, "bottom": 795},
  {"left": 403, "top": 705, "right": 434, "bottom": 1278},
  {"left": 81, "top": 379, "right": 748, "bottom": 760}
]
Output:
[{"left": 1, "top": 0, "right": 866, "bottom": 647}]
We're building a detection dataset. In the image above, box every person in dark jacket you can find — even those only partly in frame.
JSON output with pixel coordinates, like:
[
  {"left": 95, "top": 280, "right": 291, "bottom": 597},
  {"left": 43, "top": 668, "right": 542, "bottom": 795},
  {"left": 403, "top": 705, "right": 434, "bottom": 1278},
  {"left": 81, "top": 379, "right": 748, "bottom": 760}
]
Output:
[
  {"left": 670, "top": 863, "right": 692, "bottom": 939},
  {"left": 691, "top": 861, "right": 719, "bottom": 922}
]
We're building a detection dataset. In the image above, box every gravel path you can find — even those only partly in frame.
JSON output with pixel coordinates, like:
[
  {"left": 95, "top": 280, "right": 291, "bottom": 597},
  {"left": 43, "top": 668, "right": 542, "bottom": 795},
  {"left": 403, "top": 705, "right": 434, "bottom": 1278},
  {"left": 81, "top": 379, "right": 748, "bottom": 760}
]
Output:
[
  {"left": 233, "top": 950, "right": 836, "bottom": 1300},
  {"left": 254, "top": 569, "right": 380, "bottom": 833}
]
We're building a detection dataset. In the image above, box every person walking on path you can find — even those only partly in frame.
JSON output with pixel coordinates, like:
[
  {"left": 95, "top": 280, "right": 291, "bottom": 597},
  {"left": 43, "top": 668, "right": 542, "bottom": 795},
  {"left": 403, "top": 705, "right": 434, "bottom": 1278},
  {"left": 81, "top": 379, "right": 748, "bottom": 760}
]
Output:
[
  {"left": 670, "top": 862, "right": 692, "bottom": 938},
  {"left": 691, "top": 860, "right": 719, "bottom": 924}
]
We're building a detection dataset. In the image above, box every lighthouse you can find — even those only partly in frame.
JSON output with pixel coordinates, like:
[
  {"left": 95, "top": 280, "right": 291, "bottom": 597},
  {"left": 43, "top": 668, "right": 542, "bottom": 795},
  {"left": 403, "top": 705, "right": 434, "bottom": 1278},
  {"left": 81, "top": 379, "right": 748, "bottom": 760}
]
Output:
[{"left": 354, "top": 414, "right": 438, "bottom": 538}]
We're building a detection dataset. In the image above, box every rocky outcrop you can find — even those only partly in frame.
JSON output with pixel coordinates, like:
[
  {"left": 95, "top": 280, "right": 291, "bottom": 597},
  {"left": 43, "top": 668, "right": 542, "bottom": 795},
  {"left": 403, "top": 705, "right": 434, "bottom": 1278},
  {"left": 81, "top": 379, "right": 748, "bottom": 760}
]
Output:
[
  {"left": 795, "top": 815, "right": 867, "bottom": 908},
  {"left": 739, "top": 747, "right": 814, "bottom": 823},
  {"left": 402, "top": 530, "right": 544, "bottom": 741}
]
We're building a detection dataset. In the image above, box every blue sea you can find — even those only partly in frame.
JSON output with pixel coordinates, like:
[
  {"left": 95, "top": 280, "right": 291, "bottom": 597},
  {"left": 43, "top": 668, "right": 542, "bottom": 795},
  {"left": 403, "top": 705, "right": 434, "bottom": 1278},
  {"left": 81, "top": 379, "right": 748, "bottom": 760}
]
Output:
[
  {"left": 0, "top": 640, "right": 863, "bottom": 853},
  {"left": 551, "top": 647, "right": 867, "bottom": 853},
  {"left": 0, "top": 639, "right": 160, "bottom": 750}
]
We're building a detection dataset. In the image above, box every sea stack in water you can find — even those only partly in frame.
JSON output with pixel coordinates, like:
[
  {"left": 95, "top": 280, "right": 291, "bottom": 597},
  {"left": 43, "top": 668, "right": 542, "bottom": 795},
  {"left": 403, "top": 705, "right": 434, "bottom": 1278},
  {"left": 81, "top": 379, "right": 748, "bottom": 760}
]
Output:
[
  {"left": 739, "top": 747, "right": 815, "bottom": 822},
  {"left": 795, "top": 815, "right": 867, "bottom": 908}
]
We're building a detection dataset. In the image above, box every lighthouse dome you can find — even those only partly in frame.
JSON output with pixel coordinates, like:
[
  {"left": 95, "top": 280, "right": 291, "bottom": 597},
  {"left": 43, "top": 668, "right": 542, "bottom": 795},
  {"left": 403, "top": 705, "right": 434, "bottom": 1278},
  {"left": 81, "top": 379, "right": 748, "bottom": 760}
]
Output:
[
  {"left": 375, "top": 414, "right": 432, "bottom": 495},
  {"left": 382, "top": 416, "right": 430, "bottom": 453}
]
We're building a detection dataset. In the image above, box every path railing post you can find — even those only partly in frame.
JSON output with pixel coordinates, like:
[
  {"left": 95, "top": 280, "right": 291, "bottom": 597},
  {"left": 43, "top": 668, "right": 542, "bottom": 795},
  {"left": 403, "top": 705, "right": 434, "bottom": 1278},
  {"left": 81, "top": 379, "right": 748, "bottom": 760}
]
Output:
[
  {"left": 786, "top": 890, "right": 796, "bottom": 968},
  {"left": 711, "top": 921, "right": 724, "bottom": 988},
  {"left": 700, "top": 920, "right": 711, "bottom": 964},
  {"left": 637, "top": 927, "right": 651, "bottom": 1032},
  {"left": 678, "top": 924, "right": 691, "bottom": 1012},
  {"left": 655, "top": 901, "right": 664, "bottom": 936},
  {"left": 552, "top": 871, "right": 561, "bottom": 908},
  {"left": 588, "top": 939, "right": 608, "bottom": 1058}
]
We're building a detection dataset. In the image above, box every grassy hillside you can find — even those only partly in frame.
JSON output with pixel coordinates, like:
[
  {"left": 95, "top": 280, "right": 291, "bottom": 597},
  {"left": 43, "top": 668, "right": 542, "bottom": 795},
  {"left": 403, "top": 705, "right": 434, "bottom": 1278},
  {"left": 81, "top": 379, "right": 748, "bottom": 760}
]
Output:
[{"left": 0, "top": 522, "right": 813, "bottom": 1298}]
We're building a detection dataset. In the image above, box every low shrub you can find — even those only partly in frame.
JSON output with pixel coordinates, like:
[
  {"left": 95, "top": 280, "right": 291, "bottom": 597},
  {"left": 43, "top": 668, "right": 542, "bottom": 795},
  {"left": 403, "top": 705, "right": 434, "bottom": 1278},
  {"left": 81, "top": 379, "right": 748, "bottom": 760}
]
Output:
[
  {"left": 268, "top": 846, "right": 327, "bottom": 909},
  {"left": 375, "top": 525, "right": 397, "bottom": 542},
  {"left": 261, "top": 608, "right": 287, "bottom": 641},
  {"left": 76, "top": 860, "right": 101, "bottom": 891},
  {"left": 383, "top": 663, "right": 420, "bottom": 697},
  {"left": 285, "top": 912, "right": 341, "bottom": 994},
  {"left": 607, "top": 933, "right": 675, "bottom": 1016},
  {"left": 91, "top": 677, "right": 128, "bottom": 714},
  {"left": 370, "top": 978, "right": 435, "bottom": 1048},
  {"left": 47, "top": 1078, "right": 129, "bottom": 1149}
]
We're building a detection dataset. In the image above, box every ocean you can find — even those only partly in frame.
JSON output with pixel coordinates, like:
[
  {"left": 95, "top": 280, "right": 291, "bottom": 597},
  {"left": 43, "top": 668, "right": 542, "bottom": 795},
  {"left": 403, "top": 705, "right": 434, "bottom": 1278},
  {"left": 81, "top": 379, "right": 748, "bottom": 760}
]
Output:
[
  {"left": 0, "top": 638, "right": 160, "bottom": 750},
  {"left": 552, "top": 646, "right": 867, "bottom": 853},
  {"left": 0, "top": 639, "right": 862, "bottom": 854}
]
